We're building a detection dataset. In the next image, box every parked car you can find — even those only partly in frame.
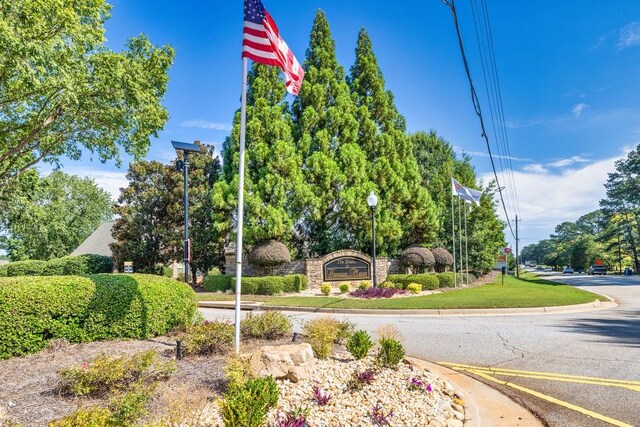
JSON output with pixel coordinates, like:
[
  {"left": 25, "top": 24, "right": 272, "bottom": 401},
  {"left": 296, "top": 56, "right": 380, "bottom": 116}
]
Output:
[
  {"left": 544, "top": 267, "right": 552, "bottom": 272},
  {"left": 588, "top": 265, "right": 607, "bottom": 275},
  {"left": 562, "top": 267, "right": 573, "bottom": 274}
]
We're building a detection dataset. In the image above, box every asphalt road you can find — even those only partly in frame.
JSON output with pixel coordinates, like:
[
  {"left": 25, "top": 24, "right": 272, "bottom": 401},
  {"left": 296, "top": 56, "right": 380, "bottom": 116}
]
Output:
[{"left": 200, "top": 273, "right": 640, "bottom": 426}]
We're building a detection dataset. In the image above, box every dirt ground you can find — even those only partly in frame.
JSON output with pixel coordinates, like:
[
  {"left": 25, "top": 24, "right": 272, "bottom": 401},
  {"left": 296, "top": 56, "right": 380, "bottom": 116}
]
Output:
[{"left": 0, "top": 335, "right": 287, "bottom": 426}]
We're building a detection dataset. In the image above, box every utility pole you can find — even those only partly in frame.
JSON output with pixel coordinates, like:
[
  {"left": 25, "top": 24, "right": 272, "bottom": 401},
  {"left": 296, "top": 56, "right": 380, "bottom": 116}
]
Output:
[
  {"left": 618, "top": 234, "right": 622, "bottom": 273},
  {"left": 515, "top": 215, "right": 520, "bottom": 278}
]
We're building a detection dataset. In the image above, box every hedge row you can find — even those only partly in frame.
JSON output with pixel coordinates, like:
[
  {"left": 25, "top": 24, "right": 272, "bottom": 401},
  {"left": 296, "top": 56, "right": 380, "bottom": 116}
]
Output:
[
  {"left": 204, "top": 274, "right": 308, "bottom": 295},
  {"left": 385, "top": 272, "right": 470, "bottom": 290},
  {"left": 0, "top": 274, "right": 198, "bottom": 359},
  {"left": 0, "top": 254, "right": 113, "bottom": 277}
]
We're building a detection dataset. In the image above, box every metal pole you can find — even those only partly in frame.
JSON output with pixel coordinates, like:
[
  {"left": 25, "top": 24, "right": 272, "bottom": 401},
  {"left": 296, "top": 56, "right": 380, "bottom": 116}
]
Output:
[
  {"left": 234, "top": 57, "right": 248, "bottom": 353},
  {"left": 451, "top": 192, "right": 457, "bottom": 287},
  {"left": 516, "top": 215, "right": 520, "bottom": 278},
  {"left": 458, "top": 197, "right": 463, "bottom": 286},
  {"left": 183, "top": 151, "right": 189, "bottom": 284},
  {"left": 371, "top": 207, "right": 377, "bottom": 288},
  {"left": 618, "top": 233, "right": 622, "bottom": 273},
  {"left": 464, "top": 202, "right": 469, "bottom": 285}
]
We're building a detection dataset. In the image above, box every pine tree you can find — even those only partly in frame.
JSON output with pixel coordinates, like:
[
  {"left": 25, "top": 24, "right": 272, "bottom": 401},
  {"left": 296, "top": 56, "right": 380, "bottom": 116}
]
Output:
[
  {"left": 292, "top": 10, "right": 371, "bottom": 256},
  {"left": 212, "top": 63, "right": 308, "bottom": 250},
  {"left": 348, "top": 29, "right": 438, "bottom": 254}
]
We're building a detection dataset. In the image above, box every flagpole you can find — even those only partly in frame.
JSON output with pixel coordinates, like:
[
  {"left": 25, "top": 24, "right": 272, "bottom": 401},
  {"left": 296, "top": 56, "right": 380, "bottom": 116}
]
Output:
[
  {"left": 458, "top": 197, "right": 464, "bottom": 286},
  {"left": 464, "top": 201, "right": 469, "bottom": 285},
  {"left": 234, "top": 57, "right": 248, "bottom": 354},
  {"left": 451, "top": 191, "right": 457, "bottom": 288}
]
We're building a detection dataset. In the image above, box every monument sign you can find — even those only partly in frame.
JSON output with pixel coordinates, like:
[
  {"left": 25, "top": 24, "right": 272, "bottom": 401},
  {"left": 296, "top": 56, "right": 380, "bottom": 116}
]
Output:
[{"left": 323, "top": 256, "right": 370, "bottom": 281}]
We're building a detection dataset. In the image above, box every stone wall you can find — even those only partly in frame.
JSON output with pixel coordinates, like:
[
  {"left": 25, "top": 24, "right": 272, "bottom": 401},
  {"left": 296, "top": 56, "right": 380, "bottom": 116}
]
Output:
[{"left": 224, "top": 248, "right": 401, "bottom": 289}]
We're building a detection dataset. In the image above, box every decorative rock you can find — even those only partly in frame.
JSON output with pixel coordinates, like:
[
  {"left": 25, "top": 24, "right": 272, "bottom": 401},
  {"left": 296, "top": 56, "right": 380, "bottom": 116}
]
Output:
[
  {"left": 453, "top": 410, "right": 465, "bottom": 420},
  {"left": 451, "top": 402, "right": 465, "bottom": 413},
  {"left": 446, "top": 419, "right": 464, "bottom": 427},
  {"left": 253, "top": 343, "right": 315, "bottom": 383},
  {"left": 427, "top": 420, "right": 444, "bottom": 427},
  {"left": 436, "top": 399, "right": 452, "bottom": 413}
]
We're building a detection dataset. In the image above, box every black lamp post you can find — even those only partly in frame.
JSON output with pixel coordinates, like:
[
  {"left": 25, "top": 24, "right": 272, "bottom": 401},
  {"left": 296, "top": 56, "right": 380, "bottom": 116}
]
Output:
[
  {"left": 367, "top": 191, "right": 378, "bottom": 287},
  {"left": 171, "top": 141, "right": 201, "bottom": 284}
]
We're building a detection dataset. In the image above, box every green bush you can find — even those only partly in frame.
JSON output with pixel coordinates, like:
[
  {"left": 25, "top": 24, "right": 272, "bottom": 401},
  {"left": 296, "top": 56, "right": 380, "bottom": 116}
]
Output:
[
  {"left": 346, "top": 330, "right": 373, "bottom": 360},
  {"left": 339, "top": 283, "right": 350, "bottom": 293},
  {"left": 376, "top": 337, "right": 405, "bottom": 368},
  {"left": 6, "top": 260, "right": 48, "bottom": 276},
  {"left": 320, "top": 283, "right": 331, "bottom": 296},
  {"left": 183, "top": 320, "right": 235, "bottom": 356},
  {"left": 335, "top": 319, "right": 355, "bottom": 344},
  {"left": 0, "top": 264, "right": 7, "bottom": 277},
  {"left": 3, "top": 254, "right": 113, "bottom": 277},
  {"left": 303, "top": 317, "right": 340, "bottom": 359},
  {"left": 203, "top": 274, "right": 307, "bottom": 295},
  {"left": 0, "top": 274, "right": 198, "bottom": 359},
  {"left": 385, "top": 274, "right": 440, "bottom": 290},
  {"left": 406, "top": 283, "right": 422, "bottom": 294},
  {"left": 220, "top": 376, "right": 279, "bottom": 427},
  {"left": 58, "top": 350, "right": 175, "bottom": 397},
  {"left": 358, "top": 281, "right": 372, "bottom": 290},
  {"left": 241, "top": 311, "right": 292, "bottom": 340},
  {"left": 435, "top": 272, "right": 465, "bottom": 288}
]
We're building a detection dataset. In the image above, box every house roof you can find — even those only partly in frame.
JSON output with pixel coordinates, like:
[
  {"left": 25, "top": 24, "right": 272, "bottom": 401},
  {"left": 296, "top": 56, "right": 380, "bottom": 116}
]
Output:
[{"left": 71, "top": 220, "right": 116, "bottom": 257}]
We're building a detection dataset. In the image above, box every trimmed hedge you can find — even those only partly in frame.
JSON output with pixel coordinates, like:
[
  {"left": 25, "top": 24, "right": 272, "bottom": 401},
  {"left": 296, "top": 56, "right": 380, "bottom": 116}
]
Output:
[
  {"left": 384, "top": 274, "right": 440, "bottom": 290},
  {"left": 435, "top": 272, "right": 467, "bottom": 287},
  {"left": 1, "top": 254, "right": 113, "bottom": 277},
  {"left": 203, "top": 274, "right": 308, "bottom": 295},
  {"left": 0, "top": 274, "right": 198, "bottom": 359}
]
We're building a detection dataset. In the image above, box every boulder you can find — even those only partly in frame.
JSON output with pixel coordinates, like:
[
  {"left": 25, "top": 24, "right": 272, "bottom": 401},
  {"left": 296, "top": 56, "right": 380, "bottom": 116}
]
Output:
[{"left": 253, "top": 343, "right": 315, "bottom": 383}]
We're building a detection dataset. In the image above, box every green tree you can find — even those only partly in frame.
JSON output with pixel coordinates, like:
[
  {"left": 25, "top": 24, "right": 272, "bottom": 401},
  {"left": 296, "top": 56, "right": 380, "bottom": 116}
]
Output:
[
  {"left": 0, "top": 170, "right": 112, "bottom": 260},
  {"left": 292, "top": 10, "right": 370, "bottom": 255},
  {"left": 0, "top": 0, "right": 174, "bottom": 188},
  {"left": 213, "top": 64, "right": 309, "bottom": 254},
  {"left": 348, "top": 29, "right": 438, "bottom": 253},
  {"left": 111, "top": 161, "right": 177, "bottom": 273}
]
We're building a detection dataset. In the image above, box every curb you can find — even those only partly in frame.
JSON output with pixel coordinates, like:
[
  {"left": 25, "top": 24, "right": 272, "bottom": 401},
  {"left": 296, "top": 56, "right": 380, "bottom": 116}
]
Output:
[
  {"left": 197, "top": 299, "right": 618, "bottom": 316},
  {"left": 406, "top": 357, "right": 543, "bottom": 427}
]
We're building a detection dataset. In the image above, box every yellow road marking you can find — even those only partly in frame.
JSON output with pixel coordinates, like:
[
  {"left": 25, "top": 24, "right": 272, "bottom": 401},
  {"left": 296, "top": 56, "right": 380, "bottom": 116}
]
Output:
[
  {"left": 467, "top": 369, "right": 634, "bottom": 427},
  {"left": 439, "top": 362, "right": 640, "bottom": 387}
]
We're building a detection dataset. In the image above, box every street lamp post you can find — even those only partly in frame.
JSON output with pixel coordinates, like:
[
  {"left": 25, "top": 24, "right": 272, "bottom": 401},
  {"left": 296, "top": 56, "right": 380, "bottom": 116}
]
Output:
[
  {"left": 367, "top": 191, "right": 378, "bottom": 288},
  {"left": 171, "top": 141, "right": 201, "bottom": 284}
]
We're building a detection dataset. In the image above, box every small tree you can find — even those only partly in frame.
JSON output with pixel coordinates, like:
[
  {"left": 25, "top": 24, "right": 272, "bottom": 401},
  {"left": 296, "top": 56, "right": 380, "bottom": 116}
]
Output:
[
  {"left": 248, "top": 240, "right": 291, "bottom": 275},
  {"left": 401, "top": 245, "right": 435, "bottom": 273},
  {"left": 431, "top": 247, "right": 454, "bottom": 273}
]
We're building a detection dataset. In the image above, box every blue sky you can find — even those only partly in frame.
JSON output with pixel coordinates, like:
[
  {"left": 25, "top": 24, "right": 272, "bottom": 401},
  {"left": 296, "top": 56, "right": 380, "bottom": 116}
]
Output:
[{"left": 48, "top": 0, "right": 640, "bottom": 245}]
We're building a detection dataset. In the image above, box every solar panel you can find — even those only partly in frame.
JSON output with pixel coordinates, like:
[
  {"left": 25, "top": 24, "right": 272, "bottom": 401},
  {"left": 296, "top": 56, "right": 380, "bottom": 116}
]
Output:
[{"left": 171, "top": 140, "right": 201, "bottom": 153}]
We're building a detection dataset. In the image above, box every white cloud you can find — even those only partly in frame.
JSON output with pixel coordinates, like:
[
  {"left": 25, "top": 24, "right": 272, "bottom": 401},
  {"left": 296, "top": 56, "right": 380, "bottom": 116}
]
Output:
[
  {"left": 547, "top": 155, "right": 591, "bottom": 168},
  {"left": 617, "top": 22, "right": 640, "bottom": 50},
  {"left": 181, "top": 120, "right": 232, "bottom": 131},
  {"left": 572, "top": 103, "right": 588, "bottom": 117},
  {"left": 454, "top": 147, "right": 531, "bottom": 162},
  {"left": 484, "top": 153, "right": 626, "bottom": 243},
  {"left": 53, "top": 166, "right": 127, "bottom": 200},
  {"left": 522, "top": 163, "right": 548, "bottom": 174}
]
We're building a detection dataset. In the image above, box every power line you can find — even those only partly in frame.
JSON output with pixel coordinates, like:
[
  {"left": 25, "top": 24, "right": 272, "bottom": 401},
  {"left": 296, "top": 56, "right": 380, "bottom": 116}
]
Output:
[{"left": 441, "top": 0, "right": 516, "bottom": 240}]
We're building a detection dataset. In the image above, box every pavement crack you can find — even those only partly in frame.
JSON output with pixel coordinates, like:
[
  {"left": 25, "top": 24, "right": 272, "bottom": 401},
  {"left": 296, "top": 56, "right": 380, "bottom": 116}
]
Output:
[{"left": 458, "top": 317, "right": 526, "bottom": 361}]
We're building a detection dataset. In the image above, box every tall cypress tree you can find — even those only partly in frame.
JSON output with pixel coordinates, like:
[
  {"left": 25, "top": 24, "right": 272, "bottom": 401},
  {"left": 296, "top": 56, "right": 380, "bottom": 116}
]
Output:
[
  {"left": 212, "top": 64, "right": 308, "bottom": 250},
  {"left": 292, "top": 11, "right": 371, "bottom": 256},
  {"left": 348, "top": 29, "right": 439, "bottom": 253}
]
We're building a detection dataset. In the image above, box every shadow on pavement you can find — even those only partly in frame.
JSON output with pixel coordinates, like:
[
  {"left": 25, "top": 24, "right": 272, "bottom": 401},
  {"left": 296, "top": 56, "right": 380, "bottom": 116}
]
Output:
[{"left": 558, "top": 310, "right": 640, "bottom": 347}]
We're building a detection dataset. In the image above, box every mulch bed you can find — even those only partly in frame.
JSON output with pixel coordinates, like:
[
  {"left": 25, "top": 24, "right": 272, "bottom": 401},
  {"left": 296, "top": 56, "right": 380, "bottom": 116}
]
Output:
[{"left": 0, "top": 335, "right": 292, "bottom": 426}]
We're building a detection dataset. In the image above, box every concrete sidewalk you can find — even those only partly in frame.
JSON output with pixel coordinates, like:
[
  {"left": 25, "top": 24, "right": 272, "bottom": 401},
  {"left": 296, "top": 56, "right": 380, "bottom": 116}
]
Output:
[
  {"left": 197, "top": 298, "right": 617, "bottom": 316},
  {"left": 406, "top": 357, "right": 543, "bottom": 427}
]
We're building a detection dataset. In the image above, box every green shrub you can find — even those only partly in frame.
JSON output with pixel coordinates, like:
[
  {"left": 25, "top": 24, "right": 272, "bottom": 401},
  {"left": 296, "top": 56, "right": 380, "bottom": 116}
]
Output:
[
  {"left": 346, "top": 330, "right": 373, "bottom": 360},
  {"left": 406, "top": 283, "right": 422, "bottom": 294},
  {"left": 376, "top": 337, "right": 405, "bottom": 368},
  {"left": 162, "top": 266, "right": 173, "bottom": 278},
  {"left": 183, "top": 320, "right": 234, "bottom": 355},
  {"left": 385, "top": 274, "right": 440, "bottom": 290},
  {"left": 358, "top": 281, "right": 372, "bottom": 290},
  {"left": 436, "top": 272, "right": 458, "bottom": 288},
  {"left": 241, "top": 311, "right": 292, "bottom": 340},
  {"left": 49, "top": 406, "right": 112, "bottom": 427},
  {"left": 203, "top": 274, "right": 307, "bottom": 295},
  {"left": 220, "top": 376, "right": 279, "bottom": 427},
  {"left": 335, "top": 319, "right": 355, "bottom": 344},
  {"left": 0, "top": 274, "right": 198, "bottom": 359},
  {"left": 0, "top": 264, "right": 7, "bottom": 277},
  {"left": 320, "top": 283, "right": 331, "bottom": 296},
  {"left": 6, "top": 260, "right": 47, "bottom": 276},
  {"left": 58, "top": 350, "right": 175, "bottom": 396},
  {"left": 303, "top": 317, "right": 340, "bottom": 359},
  {"left": 339, "top": 283, "right": 350, "bottom": 293},
  {"left": 78, "top": 254, "right": 114, "bottom": 274}
]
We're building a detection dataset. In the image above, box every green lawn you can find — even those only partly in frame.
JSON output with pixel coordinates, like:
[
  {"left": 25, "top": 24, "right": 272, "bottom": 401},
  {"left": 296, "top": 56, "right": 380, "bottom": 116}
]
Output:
[{"left": 259, "top": 274, "right": 607, "bottom": 310}]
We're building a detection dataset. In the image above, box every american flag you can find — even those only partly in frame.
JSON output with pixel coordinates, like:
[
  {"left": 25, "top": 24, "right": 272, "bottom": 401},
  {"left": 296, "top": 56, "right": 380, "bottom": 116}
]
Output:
[{"left": 242, "top": 0, "right": 304, "bottom": 95}]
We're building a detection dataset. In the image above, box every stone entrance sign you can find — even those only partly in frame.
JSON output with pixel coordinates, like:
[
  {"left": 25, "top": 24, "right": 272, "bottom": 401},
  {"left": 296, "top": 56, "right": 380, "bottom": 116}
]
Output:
[{"left": 323, "top": 256, "right": 370, "bottom": 281}]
